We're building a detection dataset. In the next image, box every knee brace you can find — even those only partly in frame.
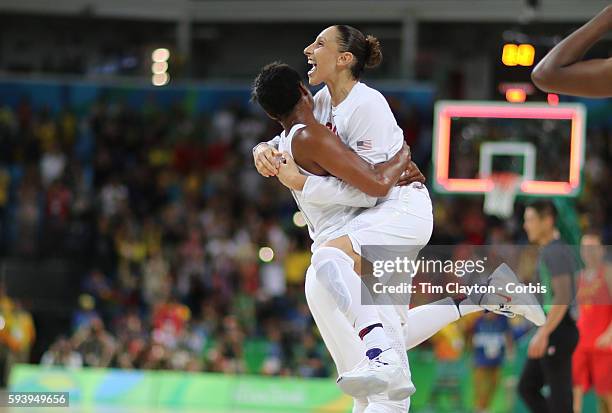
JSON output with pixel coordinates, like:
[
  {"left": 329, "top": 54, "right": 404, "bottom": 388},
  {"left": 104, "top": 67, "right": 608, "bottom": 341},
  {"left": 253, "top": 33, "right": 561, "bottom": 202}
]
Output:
[{"left": 311, "top": 247, "right": 355, "bottom": 313}]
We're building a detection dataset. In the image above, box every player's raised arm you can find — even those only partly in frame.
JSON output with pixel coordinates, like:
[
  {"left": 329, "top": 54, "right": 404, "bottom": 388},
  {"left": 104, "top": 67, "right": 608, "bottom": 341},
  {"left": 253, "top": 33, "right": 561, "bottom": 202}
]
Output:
[
  {"left": 292, "top": 123, "right": 411, "bottom": 197},
  {"left": 276, "top": 154, "right": 424, "bottom": 208},
  {"left": 531, "top": 5, "right": 612, "bottom": 97},
  {"left": 275, "top": 153, "right": 378, "bottom": 208}
]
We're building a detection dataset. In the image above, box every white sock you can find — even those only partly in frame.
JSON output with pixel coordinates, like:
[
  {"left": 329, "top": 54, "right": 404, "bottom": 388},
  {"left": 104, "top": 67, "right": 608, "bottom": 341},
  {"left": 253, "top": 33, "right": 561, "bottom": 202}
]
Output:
[
  {"left": 361, "top": 325, "right": 390, "bottom": 352},
  {"left": 312, "top": 247, "right": 389, "bottom": 350},
  {"left": 401, "top": 298, "right": 460, "bottom": 350}
]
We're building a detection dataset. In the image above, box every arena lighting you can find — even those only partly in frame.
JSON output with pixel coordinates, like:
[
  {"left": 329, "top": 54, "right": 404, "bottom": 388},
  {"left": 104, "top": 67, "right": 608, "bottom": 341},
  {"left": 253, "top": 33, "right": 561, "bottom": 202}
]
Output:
[
  {"left": 292, "top": 211, "right": 307, "bottom": 228},
  {"left": 151, "top": 48, "right": 170, "bottom": 86},
  {"left": 151, "top": 61, "right": 168, "bottom": 75},
  {"left": 152, "top": 73, "right": 170, "bottom": 86},
  {"left": 433, "top": 102, "right": 585, "bottom": 196},
  {"left": 502, "top": 44, "right": 519, "bottom": 66},
  {"left": 259, "top": 247, "right": 274, "bottom": 263},
  {"left": 502, "top": 43, "right": 535, "bottom": 66},
  {"left": 498, "top": 82, "right": 535, "bottom": 95},
  {"left": 547, "top": 93, "right": 560, "bottom": 106},
  {"left": 151, "top": 48, "right": 170, "bottom": 63},
  {"left": 505, "top": 88, "right": 527, "bottom": 103},
  {"left": 517, "top": 44, "right": 535, "bottom": 66}
]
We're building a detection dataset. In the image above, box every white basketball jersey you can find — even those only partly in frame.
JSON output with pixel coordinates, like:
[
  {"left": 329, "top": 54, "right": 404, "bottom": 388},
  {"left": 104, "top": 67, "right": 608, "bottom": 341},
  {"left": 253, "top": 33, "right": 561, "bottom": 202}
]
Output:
[
  {"left": 277, "top": 123, "right": 362, "bottom": 250},
  {"left": 312, "top": 82, "right": 404, "bottom": 165}
]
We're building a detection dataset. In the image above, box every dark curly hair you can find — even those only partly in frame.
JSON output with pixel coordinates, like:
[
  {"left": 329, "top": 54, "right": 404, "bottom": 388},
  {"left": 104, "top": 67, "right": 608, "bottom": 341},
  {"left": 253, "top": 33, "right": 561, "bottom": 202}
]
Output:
[{"left": 251, "top": 62, "right": 303, "bottom": 119}]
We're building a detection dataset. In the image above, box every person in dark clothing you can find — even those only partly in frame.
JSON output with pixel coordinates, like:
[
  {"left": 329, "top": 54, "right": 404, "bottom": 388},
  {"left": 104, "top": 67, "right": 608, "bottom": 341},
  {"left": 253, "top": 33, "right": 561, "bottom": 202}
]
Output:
[{"left": 519, "top": 201, "right": 579, "bottom": 413}]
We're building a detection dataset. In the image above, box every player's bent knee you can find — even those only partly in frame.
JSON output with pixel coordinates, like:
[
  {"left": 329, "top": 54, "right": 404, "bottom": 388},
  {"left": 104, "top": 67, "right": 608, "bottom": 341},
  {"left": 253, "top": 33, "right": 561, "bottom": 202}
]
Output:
[
  {"left": 315, "top": 261, "right": 351, "bottom": 313},
  {"left": 305, "top": 265, "right": 345, "bottom": 313},
  {"left": 311, "top": 247, "right": 353, "bottom": 313},
  {"left": 321, "top": 237, "right": 362, "bottom": 272},
  {"left": 312, "top": 246, "right": 354, "bottom": 269}
]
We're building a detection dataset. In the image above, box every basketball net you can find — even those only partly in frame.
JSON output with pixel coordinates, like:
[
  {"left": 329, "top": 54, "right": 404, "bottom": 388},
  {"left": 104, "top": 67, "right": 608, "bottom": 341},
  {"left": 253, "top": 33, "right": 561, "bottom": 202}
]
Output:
[{"left": 483, "top": 173, "right": 521, "bottom": 219}]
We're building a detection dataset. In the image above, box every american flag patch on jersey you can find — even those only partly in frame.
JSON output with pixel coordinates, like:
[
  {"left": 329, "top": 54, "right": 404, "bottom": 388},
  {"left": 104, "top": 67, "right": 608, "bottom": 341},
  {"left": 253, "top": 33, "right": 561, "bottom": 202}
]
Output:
[{"left": 356, "top": 140, "right": 372, "bottom": 150}]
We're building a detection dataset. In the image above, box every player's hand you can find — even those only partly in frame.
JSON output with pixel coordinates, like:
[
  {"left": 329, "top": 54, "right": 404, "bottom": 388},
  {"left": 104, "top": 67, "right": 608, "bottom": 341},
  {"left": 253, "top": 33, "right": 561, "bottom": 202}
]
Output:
[
  {"left": 527, "top": 328, "right": 549, "bottom": 358},
  {"left": 400, "top": 142, "right": 412, "bottom": 160},
  {"left": 253, "top": 143, "right": 281, "bottom": 177},
  {"left": 595, "top": 330, "right": 612, "bottom": 349},
  {"left": 397, "top": 161, "right": 426, "bottom": 187},
  {"left": 276, "top": 152, "right": 306, "bottom": 191}
]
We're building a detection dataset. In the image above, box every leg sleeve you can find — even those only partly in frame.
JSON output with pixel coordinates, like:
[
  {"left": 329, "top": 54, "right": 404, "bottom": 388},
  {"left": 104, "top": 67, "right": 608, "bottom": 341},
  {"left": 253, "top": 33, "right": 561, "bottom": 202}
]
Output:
[
  {"left": 305, "top": 265, "right": 368, "bottom": 413},
  {"left": 305, "top": 265, "right": 365, "bottom": 374},
  {"left": 312, "top": 246, "right": 381, "bottom": 332},
  {"left": 402, "top": 299, "right": 460, "bottom": 350}
]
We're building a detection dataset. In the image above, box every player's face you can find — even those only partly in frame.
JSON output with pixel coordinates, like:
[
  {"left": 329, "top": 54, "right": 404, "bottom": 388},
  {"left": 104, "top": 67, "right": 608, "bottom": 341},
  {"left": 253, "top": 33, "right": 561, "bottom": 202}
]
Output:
[
  {"left": 580, "top": 234, "right": 604, "bottom": 266},
  {"left": 523, "top": 207, "right": 547, "bottom": 244},
  {"left": 303, "top": 26, "right": 343, "bottom": 86}
]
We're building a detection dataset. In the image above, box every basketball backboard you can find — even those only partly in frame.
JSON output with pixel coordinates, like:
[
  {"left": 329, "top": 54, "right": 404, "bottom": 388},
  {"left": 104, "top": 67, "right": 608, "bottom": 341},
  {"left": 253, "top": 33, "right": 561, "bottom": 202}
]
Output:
[{"left": 432, "top": 101, "right": 587, "bottom": 198}]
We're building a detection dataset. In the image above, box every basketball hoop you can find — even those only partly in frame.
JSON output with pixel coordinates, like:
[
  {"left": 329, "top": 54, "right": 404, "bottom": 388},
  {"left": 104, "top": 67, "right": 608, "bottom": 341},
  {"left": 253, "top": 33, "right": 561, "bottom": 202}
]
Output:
[{"left": 483, "top": 173, "right": 521, "bottom": 219}]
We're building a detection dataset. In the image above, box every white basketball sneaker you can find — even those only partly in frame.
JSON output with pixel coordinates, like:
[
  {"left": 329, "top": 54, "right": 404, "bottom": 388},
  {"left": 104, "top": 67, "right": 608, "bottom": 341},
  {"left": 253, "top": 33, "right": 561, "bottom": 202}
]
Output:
[
  {"left": 336, "top": 348, "right": 415, "bottom": 400},
  {"left": 480, "top": 263, "right": 546, "bottom": 326}
]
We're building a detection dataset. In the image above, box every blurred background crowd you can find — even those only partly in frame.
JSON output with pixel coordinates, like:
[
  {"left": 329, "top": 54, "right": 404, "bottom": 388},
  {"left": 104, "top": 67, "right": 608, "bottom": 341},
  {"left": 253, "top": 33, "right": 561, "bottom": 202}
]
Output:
[
  {"left": 0, "top": 90, "right": 610, "bottom": 386},
  {"left": 0, "top": 97, "right": 328, "bottom": 383}
]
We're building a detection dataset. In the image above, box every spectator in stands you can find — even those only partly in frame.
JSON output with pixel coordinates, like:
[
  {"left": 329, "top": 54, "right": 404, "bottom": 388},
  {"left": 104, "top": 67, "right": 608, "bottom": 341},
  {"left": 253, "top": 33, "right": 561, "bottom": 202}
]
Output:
[
  {"left": 72, "top": 294, "right": 100, "bottom": 332},
  {"left": 152, "top": 293, "right": 191, "bottom": 344},
  {"left": 72, "top": 317, "right": 116, "bottom": 368},
  {"left": 44, "top": 178, "right": 72, "bottom": 254},
  {"left": 13, "top": 170, "right": 41, "bottom": 256},
  {"left": 41, "top": 336, "right": 83, "bottom": 368},
  {"left": 7, "top": 300, "right": 35, "bottom": 364},
  {"left": 81, "top": 270, "right": 114, "bottom": 320},
  {"left": 294, "top": 333, "right": 329, "bottom": 378},
  {"left": 99, "top": 175, "right": 128, "bottom": 218},
  {"left": 260, "top": 326, "right": 285, "bottom": 376},
  {"left": 40, "top": 142, "right": 66, "bottom": 187},
  {"left": 207, "top": 315, "right": 245, "bottom": 374},
  {"left": 0, "top": 289, "right": 34, "bottom": 385},
  {"left": 142, "top": 249, "right": 170, "bottom": 308}
]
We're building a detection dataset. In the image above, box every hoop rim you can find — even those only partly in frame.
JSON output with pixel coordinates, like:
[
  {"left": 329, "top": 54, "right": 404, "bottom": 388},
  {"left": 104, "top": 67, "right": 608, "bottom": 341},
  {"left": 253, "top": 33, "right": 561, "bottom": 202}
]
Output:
[{"left": 489, "top": 172, "right": 523, "bottom": 191}]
